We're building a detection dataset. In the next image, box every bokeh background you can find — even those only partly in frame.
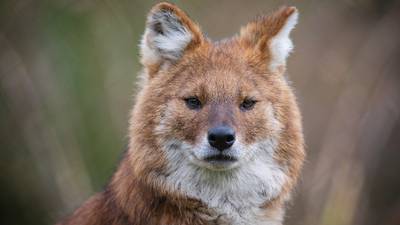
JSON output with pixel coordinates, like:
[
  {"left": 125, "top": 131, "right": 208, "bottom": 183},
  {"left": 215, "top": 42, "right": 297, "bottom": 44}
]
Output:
[{"left": 1, "top": 0, "right": 400, "bottom": 224}]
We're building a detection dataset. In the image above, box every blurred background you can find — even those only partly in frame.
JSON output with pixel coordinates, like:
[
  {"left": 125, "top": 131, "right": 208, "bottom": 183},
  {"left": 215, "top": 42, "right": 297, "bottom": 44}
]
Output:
[{"left": 1, "top": 0, "right": 399, "bottom": 224}]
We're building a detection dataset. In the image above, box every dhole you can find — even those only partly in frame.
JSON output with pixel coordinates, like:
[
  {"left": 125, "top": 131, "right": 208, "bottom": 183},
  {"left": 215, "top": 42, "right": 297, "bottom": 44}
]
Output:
[{"left": 58, "top": 2, "right": 305, "bottom": 225}]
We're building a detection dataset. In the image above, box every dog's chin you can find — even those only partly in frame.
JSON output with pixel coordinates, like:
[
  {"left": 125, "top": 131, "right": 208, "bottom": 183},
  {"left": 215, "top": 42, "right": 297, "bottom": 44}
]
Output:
[{"left": 189, "top": 154, "right": 241, "bottom": 171}]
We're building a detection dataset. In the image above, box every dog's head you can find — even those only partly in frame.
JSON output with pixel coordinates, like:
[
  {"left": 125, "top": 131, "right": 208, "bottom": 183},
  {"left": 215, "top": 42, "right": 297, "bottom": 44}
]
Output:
[{"left": 129, "top": 2, "right": 304, "bottom": 200}]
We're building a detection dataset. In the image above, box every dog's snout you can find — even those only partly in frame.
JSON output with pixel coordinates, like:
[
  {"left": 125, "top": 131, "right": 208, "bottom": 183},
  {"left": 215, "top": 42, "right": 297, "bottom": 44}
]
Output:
[{"left": 207, "top": 126, "right": 235, "bottom": 151}]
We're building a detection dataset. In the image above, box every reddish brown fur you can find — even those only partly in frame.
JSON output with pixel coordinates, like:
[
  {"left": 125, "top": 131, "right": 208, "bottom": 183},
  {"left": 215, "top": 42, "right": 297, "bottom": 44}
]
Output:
[{"left": 58, "top": 2, "right": 304, "bottom": 225}]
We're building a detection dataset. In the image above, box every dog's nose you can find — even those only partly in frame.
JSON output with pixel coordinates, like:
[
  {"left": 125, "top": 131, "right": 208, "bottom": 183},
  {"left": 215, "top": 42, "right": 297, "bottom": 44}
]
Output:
[{"left": 207, "top": 126, "right": 236, "bottom": 151}]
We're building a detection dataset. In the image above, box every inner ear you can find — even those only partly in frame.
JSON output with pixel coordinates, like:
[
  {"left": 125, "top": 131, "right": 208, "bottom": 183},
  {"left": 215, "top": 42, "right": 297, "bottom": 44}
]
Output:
[
  {"left": 239, "top": 6, "right": 299, "bottom": 73},
  {"left": 140, "top": 2, "right": 205, "bottom": 76},
  {"left": 152, "top": 20, "right": 165, "bottom": 35}
]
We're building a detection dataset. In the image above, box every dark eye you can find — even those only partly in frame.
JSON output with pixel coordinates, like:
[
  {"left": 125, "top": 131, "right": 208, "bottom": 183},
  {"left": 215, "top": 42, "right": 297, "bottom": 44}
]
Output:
[
  {"left": 184, "top": 97, "right": 202, "bottom": 110},
  {"left": 240, "top": 98, "right": 257, "bottom": 111}
]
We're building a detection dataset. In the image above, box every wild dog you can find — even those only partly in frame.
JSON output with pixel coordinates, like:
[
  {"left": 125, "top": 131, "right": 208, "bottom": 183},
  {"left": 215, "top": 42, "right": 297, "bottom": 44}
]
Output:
[{"left": 58, "top": 2, "right": 305, "bottom": 225}]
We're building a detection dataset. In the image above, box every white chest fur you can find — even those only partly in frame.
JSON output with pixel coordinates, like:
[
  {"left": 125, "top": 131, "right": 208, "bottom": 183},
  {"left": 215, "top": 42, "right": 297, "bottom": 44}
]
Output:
[{"left": 160, "top": 139, "right": 287, "bottom": 225}]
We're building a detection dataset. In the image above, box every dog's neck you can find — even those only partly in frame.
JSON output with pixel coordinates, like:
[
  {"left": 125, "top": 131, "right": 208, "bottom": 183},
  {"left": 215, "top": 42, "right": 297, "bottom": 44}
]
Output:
[
  {"left": 108, "top": 149, "right": 286, "bottom": 225},
  {"left": 108, "top": 156, "right": 218, "bottom": 225},
  {"left": 159, "top": 142, "right": 287, "bottom": 225}
]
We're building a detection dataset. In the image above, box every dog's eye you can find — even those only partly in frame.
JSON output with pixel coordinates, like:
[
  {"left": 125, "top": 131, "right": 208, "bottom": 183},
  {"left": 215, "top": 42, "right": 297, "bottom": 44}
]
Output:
[
  {"left": 240, "top": 98, "right": 257, "bottom": 111},
  {"left": 184, "top": 97, "right": 202, "bottom": 110}
]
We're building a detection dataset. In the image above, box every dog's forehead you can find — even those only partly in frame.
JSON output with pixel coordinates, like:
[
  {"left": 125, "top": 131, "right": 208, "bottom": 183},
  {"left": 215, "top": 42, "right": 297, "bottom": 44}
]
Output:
[
  {"left": 179, "top": 50, "right": 256, "bottom": 85},
  {"left": 176, "top": 68, "right": 258, "bottom": 99},
  {"left": 178, "top": 41, "right": 247, "bottom": 72}
]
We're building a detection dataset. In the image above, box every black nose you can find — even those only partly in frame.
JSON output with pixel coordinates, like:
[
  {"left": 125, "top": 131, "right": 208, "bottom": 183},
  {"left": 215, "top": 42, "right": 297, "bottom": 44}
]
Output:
[{"left": 207, "top": 126, "right": 236, "bottom": 151}]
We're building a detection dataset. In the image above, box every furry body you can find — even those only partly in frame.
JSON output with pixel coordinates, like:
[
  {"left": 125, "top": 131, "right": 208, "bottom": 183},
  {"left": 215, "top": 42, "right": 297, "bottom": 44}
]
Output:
[{"left": 58, "top": 3, "right": 305, "bottom": 225}]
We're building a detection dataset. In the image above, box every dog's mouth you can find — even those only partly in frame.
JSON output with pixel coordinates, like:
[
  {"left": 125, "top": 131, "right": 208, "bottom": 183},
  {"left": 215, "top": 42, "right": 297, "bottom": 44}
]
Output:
[
  {"left": 204, "top": 154, "right": 238, "bottom": 162},
  {"left": 196, "top": 153, "right": 239, "bottom": 171},
  {"left": 188, "top": 145, "right": 241, "bottom": 171}
]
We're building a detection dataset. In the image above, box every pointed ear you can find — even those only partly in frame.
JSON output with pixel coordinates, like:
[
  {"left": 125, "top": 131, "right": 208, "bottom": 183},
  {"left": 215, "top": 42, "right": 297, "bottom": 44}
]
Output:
[
  {"left": 140, "top": 2, "right": 204, "bottom": 77},
  {"left": 239, "top": 6, "right": 299, "bottom": 73}
]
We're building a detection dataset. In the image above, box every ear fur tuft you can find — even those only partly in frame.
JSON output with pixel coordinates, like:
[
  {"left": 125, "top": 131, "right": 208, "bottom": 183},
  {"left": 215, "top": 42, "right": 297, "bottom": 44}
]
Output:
[
  {"left": 239, "top": 6, "right": 299, "bottom": 73},
  {"left": 140, "top": 2, "right": 204, "bottom": 76},
  {"left": 269, "top": 7, "right": 298, "bottom": 72}
]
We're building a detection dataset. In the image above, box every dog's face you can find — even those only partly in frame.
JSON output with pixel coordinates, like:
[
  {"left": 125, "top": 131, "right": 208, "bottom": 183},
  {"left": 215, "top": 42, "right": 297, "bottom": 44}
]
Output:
[
  {"left": 152, "top": 49, "right": 285, "bottom": 171},
  {"left": 131, "top": 3, "right": 304, "bottom": 191}
]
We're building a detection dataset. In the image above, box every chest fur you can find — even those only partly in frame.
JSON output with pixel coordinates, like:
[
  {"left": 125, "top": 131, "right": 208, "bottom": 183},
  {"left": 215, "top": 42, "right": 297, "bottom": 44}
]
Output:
[{"left": 160, "top": 142, "right": 287, "bottom": 225}]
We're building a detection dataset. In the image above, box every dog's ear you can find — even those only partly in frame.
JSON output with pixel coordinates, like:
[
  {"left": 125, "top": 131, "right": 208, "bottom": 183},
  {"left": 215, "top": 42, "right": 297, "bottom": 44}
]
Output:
[
  {"left": 239, "top": 6, "right": 298, "bottom": 73},
  {"left": 140, "top": 2, "right": 204, "bottom": 77}
]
